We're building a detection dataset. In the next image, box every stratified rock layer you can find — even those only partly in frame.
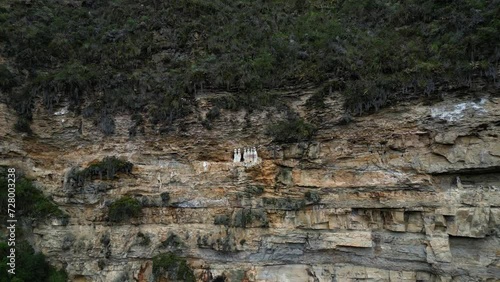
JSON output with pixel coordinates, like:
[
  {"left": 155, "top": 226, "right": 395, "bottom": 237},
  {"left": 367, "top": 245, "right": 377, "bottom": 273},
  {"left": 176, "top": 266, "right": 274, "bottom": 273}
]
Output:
[{"left": 0, "top": 91, "right": 499, "bottom": 282}]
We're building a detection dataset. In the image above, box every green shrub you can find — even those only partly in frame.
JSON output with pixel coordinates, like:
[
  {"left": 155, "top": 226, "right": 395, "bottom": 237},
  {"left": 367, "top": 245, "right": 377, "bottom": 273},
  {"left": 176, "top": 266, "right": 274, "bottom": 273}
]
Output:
[
  {"left": 47, "top": 267, "right": 68, "bottom": 282},
  {"left": 0, "top": 64, "right": 18, "bottom": 91},
  {"left": 66, "top": 157, "right": 133, "bottom": 191},
  {"left": 205, "top": 106, "right": 221, "bottom": 121},
  {"left": 342, "top": 80, "right": 392, "bottom": 116},
  {"left": 236, "top": 185, "right": 265, "bottom": 201},
  {"left": 266, "top": 118, "right": 316, "bottom": 143},
  {"left": 98, "top": 115, "right": 116, "bottom": 136},
  {"left": 201, "top": 106, "right": 221, "bottom": 129},
  {"left": 200, "top": 119, "right": 211, "bottom": 130},
  {"left": 137, "top": 232, "right": 151, "bottom": 246},
  {"left": 263, "top": 197, "right": 306, "bottom": 211},
  {"left": 305, "top": 191, "right": 321, "bottom": 204},
  {"left": 233, "top": 208, "right": 269, "bottom": 228},
  {"left": 305, "top": 81, "right": 344, "bottom": 109},
  {"left": 14, "top": 117, "right": 32, "bottom": 134},
  {"left": 100, "top": 233, "right": 112, "bottom": 259},
  {"left": 61, "top": 234, "right": 75, "bottom": 251},
  {"left": 0, "top": 241, "right": 68, "bottom": 282},
  {"left": 214, "top": 209, "right": 269, "bottom": 228},
  {"left": 97, "top": 259, "right": 106, "bottom": 270},
  {"left": 214, "top": 214, "right": 230, "bottom": 226},
  {"left": 244, "top": 185, "right": 264, "bottom": 196},
  {"left": 337, "top": 113, "right": 353, "bottom": 125},
  {"left": 152, "top": 252, "right": 195, "bottom": 282},
  {"left": 80, "top": 156, "right": 133, "bottom": 181},
  {"left": 233, "top": 209, "right": 254, "bottom": 228},
  {"left": 210, "top": 92, "right": 279, "bottom": 112},
  {"left": 108, "top": 196, "right": 142, "bottom": 223},
  {"left": 160, "top": 192, "right": 170, "bottom": 206},
  {"left": 160, "top": 233, "right": 183, "bottom": 249},
  {"left": 0, "top": 167, "right": 67, "bottom": 220}
]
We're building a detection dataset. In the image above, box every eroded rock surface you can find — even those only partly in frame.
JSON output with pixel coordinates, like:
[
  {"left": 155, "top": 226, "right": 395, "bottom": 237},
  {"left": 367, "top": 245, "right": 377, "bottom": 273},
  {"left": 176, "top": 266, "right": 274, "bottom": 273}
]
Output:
[{"left": 0, "top": 92, "right": 499, "bottom": 281}]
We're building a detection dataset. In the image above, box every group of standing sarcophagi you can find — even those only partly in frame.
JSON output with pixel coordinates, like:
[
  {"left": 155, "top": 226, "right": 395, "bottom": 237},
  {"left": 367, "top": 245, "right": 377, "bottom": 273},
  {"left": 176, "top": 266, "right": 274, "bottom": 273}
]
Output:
[{"left": 233, "top": 147, "right": 258, "bottom": 165}]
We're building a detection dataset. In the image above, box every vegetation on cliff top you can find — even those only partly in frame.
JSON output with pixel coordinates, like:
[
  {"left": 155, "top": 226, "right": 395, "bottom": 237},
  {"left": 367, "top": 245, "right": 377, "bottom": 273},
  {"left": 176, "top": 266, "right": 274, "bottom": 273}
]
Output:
[
  {"left": 266, "top": 117, "right": 316, "bottom": 143},
  {"left": 0, "top": 0, "right": 498, "bottom": 132}
]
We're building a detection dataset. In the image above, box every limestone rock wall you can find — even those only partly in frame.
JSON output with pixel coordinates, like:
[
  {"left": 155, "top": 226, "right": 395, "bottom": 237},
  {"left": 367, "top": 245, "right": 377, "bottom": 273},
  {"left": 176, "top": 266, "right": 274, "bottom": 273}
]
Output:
[{"left": 0, "top": 91, "right": 499, "bottom": 282}]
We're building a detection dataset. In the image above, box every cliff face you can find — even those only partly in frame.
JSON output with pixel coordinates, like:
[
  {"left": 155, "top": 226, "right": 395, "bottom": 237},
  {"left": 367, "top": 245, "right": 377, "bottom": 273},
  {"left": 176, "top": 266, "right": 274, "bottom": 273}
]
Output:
[{"left": 0, "top": 90, "right": 499, "bottom": 282}]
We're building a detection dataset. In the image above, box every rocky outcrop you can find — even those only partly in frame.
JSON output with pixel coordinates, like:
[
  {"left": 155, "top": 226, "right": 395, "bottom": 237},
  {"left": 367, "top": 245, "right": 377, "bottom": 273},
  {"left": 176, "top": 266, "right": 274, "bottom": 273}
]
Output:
[{"left": 0, "top": 91, "right": 499, "bottom": 281}]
